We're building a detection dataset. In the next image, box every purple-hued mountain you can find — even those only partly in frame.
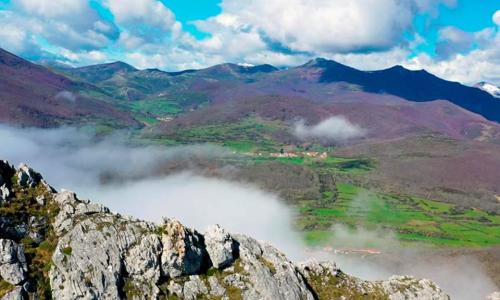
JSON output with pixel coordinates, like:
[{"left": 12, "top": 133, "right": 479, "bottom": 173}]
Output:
[
  {"left": 2, "top": 47, "right": 500, "bottom": 134},
  {"left": 58, "top": 61, "right": 138, "bottom": 83},
  {"left": 306, "top": 58, "right": 500, "bottom": 122},
  {"left": 0, "top": 48, "right": 139, "bottom": 127}
]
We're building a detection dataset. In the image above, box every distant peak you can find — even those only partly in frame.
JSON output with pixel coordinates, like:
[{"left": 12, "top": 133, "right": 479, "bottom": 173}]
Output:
[
  {"left": 242, "top": 64, "right": 278, "bottom": 73},
  {"left": 76, "top": 61, "right": 137, "bottom": 72},
  {"left": 302, "top": 57, "right": 347, "bottom": 68},
  {"left": 107, "top": 61, "right": 137, "bottom": 70},
  {"left": 204, "top": 62, "right": 277, "bottom": 74},
  {"left": 380, "top": 65, "right": 429, "bottom": 74},
  {"left": 303, "top": 57, "right": 329, "bottom": 67}
]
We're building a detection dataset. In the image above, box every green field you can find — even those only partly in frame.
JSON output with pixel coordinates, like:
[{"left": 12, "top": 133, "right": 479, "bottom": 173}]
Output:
[
  {"left": 128, "top": 99, "right": 183, "bottom": 115},
  {"left": 298, "top": 183, "right": 500, "bottom": 247},
  {"left": 166, "top": 117, "right": 285, "bottom": 151}
]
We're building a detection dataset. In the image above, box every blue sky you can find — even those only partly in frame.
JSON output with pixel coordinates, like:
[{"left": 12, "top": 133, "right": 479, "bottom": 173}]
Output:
[{"left": 0, "top": 0, "right": 499, "bottom": 84}]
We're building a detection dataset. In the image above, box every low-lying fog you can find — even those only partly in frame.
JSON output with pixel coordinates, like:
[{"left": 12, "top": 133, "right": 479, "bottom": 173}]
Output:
[{"left": 0, "top": 124, "right": 496, "bottom": 299}]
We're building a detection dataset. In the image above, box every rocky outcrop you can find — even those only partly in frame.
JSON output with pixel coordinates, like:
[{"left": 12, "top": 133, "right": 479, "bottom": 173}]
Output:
[
  {"left": 0, "top": 161, "right": 14, "bottom": 204},
  {"left": 0, "top": 161, "right": 451, "bottom": 299},
  {"left": 204, "top": 224, "right": 235, "bottom": 269},
  {"left": 160, "top": 218, "right": 208, "bottom": 279},
  {"left": 0, "top": 240, "right": 27, "bottom": 286}
]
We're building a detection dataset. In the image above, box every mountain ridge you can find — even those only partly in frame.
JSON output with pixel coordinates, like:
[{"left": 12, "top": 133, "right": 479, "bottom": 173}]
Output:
[
  {"left": 54, "top": 54, "right": 500, "bottom": 122},
  {"left": 0, "top": 48, "right": 139, "bottom": 127},
  {"left": 0, "top": 160, "right": 450, "bottom": 299}
]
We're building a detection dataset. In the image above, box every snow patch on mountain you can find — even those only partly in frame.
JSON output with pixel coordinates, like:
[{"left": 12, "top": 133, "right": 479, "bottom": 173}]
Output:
[{"left": 475, "top": 82, "right": 500, "bottom": 98}]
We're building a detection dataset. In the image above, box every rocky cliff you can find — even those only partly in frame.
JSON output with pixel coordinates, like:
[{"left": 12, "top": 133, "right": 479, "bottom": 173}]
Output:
[{"left": 0, "top": 160, "right": 450, "bottom": 299}]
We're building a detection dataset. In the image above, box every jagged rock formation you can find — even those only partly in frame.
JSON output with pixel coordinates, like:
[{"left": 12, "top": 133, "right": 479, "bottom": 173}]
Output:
[{"left": 0, "top": 160, "right": 452, "bottom": 299}]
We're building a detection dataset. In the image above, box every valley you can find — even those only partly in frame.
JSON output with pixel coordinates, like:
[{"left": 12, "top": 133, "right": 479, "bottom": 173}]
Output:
[
  {"left": 3, "top": 46, "right": 498, "bottom": 250},
  {"left": 1, "top": 47, "right": 499, "bottom": 297}
]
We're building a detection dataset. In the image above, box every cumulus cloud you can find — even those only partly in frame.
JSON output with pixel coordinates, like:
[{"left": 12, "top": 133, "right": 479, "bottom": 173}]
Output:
[
  {"left": 4, "top": 0, "right": 119, "bottom": 54},
  {"left": 494, "top": 10, "right": 500, "bottom": 26},
  {"left": 106, "top": 0, "right": 177, "bottom": 31},
  {"left": 197, "top": 0, "right": 445, "bottom": 55},
  {"left": 104, "top": 0, "right": 183, "bottom": 48},
  {"left": 17, "top": 0, "right": 89, "bottom": 18},
  {"left": 434, "top": 26, "right": 495, "bottom": 60},
  {"left": 1, "top": 0, "right": 499, "bottom": 86},
  {"left": 405, "top": 38, "right": 500, "bottom": 85},
  {"left": 55, "top": 91, "right": 77, "bottom": 103},
  {"left": 399, "top": 10, "right": 500, "bottom": 85},
  {"left": 294, "top": 116, "right": 365, "bottom": 143}
]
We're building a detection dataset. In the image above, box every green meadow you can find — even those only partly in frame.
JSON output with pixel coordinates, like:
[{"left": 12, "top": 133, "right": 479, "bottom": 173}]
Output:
[{"left": 298, "top": 183, "right": 500, "bottom": 248}]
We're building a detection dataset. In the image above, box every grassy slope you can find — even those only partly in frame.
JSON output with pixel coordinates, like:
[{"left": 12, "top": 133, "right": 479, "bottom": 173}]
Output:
[
  {"left": 155, "top": 116, "right": 285, "bottom": 151},
  {"left": 299, "top": 182, "right": 500, "bottom": 247}
]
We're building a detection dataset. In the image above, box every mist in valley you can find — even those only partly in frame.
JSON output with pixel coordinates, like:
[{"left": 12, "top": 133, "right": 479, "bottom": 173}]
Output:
[{"left": 0, "top": 124, "right": 497, "bottom": 299}]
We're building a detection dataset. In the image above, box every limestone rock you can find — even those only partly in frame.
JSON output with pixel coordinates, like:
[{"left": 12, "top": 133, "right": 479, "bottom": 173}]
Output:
[
  {"left": 53, "top": 191, "right": 109, "bottom": 235},
  {"left": 50, "top": 214, "right": 159, "bottom": 299},
  {"left": 298, "top": 260, "right": 339, "bottom": 279},
  {"left": 160, "top": 218, "right": 207, "bottom": 278},
  {"left": 1, "top": 286, "right": 24, "bottom": 300},
  {"left": 235, "top": 238, "right": 315, "bottom": 300},
  {"left": 0, "top": 184, "right": 10, "bottom": 203},
  {"left": 298, "top": 260, "right": 449, "bottom": 300},
  {"left": 208, "top": 276, "right": 225, "bottom": 297},
  {"left": 182, "top": 276, "right": 209, "bottom": 300},
  {"left": 382, "top": 275, "right": 450, "bottom": 300},
  {"left": 16, "top": 163, "right": 42, "bottom": 188},
  {"left": 204, "top": 224, "right": 235, "bottom": 269},
  {"left": 123, "top": 233, "right": 162, "bottom": 298},
  {"left": 50, "top": 191, "right": 160, "bottom": 300},
  {"left": 15, "top": 163, "right": 54, "bottom": 193},
  {"left": 0, "top": 239, "right": 27, "bottom": 286}
]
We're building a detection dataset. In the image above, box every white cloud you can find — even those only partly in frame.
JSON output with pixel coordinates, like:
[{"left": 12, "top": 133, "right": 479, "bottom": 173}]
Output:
[
  {"left": 104, "top": 0, "right": 183, "bottom": 48},
  {"left": 404, "top": 13, "right": 500, "bottom": 86},
  {"left": 331, "top": 47, "right": 410, "bottom": 70},
  {"left": 0, "top": 15, "right": 30, "bottom": 53},
  {"left": 1, "top": 0, "right": 498, "bottom": 86},
  {"left": 6, "top": 0, "right": 119, "bottom": 53},
  {"left": 195, "top": 0, "right": 453, "bottom": 56},
  {"left": 106, "top": 0, "right": 176, "bottom": 31},
  {"left": 294, "top": 116, "right": 365, "bottom": 143},
  {"left": 55, "top": 91, "right": 77, "bottom": 103},
  {"left": 493, "top": 10, "right": 500, "bottom": 26},
  {"left": 17, "top": 0, "right": 88, "bottom": 18}
]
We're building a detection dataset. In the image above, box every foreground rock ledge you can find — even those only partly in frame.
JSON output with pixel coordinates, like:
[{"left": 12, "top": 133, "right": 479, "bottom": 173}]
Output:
[{"left": 0, "top": 160, "right": 450, "bottom": 299}]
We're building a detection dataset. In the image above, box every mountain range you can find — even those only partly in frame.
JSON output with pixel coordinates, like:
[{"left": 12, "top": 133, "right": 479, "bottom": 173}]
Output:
[
  {"left": 1, "top": 47, "right": 500, "bottom": 212},
  {"left": 1, "top": 48, "right": 498, "bottom": 141}
]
